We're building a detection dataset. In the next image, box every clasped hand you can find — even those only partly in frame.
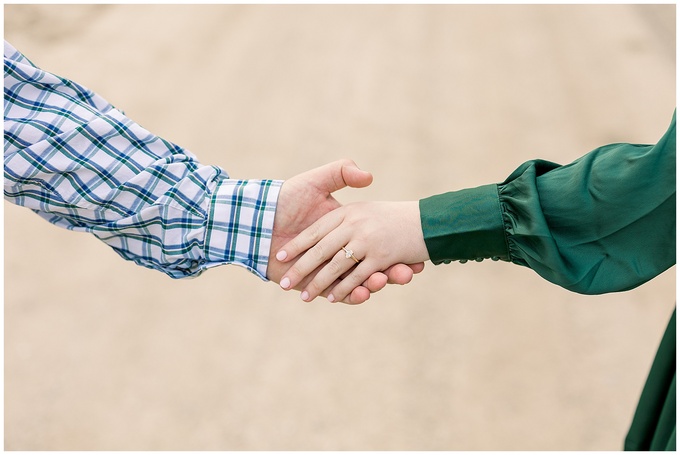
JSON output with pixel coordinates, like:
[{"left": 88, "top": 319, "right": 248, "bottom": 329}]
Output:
[{"left": 268, "top": 159, "right": 428, "bottom": 304}]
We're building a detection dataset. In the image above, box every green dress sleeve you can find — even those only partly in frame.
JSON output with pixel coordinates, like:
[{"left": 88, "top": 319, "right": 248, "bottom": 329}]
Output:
[{"left": 419, "top": 113, "right": 676, "bottom": 295}]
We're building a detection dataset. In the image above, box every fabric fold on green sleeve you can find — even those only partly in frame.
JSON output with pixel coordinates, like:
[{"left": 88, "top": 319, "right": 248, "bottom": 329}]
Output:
[
  {"left": 498, "top": 114, "right": 675, "bottom": 295},
  {"left": 419, "top": 112, "right": 675, "bottom": 296}
]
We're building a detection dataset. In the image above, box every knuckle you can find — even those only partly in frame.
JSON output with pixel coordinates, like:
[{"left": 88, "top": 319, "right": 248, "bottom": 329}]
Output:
[
  {"left": 310, "top": 243, "right": 326, "bottom": 262},
  {"left": 326, "top": 258, "right": 343, "bottom": 276},
  {"left": 306, "top": 279, "right": 325, "bottom": 295},
  {"left": 343, "top": 158, "right": 357, "bottom": 170},
  {"left": 335, "top": 272, "right": 367, "bottom": 302},
  {"left": 285, "top": 239, "right": 300, "bottom": 256},
  {"left": 288, "top": 264, "right": 306, "bottom": 282},
  {"left": 307, "top": 223, "right": 322, "bottom": 243}
]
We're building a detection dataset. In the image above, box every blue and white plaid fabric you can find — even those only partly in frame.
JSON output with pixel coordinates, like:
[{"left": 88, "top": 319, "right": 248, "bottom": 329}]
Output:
[{"left": 4, "top": 41, "right": 282, "bottom": 279}]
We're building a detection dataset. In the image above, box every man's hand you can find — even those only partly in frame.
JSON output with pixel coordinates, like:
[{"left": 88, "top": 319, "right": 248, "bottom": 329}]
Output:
[{"left": 267, "top": 159, "right": 423, "bottom": 304}]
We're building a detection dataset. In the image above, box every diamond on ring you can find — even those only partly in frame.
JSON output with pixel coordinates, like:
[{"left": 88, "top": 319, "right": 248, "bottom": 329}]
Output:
[{"left": 342, "top": 247, "right": 361, "bottom": 263}]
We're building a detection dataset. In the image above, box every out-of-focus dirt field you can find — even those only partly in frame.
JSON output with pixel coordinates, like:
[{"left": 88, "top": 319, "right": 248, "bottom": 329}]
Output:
[{"left": 4, "top": 4, "right": 675, "bottom": 450}]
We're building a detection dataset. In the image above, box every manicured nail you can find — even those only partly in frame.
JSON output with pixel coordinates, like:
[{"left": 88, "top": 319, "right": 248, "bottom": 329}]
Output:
[
  {"left": 301, "top": 291, "right": 310, "bottom": 301},
  {"left": 276, "top": 250, "right": 287, "bottom": 261},
  {"left": 280, "top": 277, "right": 291, "bottom": 289},
  {"left": 327, "top": 294, "right": 335, "bottom": 303}
]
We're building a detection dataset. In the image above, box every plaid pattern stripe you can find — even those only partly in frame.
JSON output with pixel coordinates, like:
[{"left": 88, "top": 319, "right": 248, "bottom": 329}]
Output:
[{"left": 4, "top": 41, "right": 281, "bottom": 279}]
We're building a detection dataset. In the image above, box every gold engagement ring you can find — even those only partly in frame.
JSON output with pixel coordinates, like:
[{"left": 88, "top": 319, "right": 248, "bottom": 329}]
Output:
[{"left": 341, "top": 246, "right": 361, "bottom": 264}]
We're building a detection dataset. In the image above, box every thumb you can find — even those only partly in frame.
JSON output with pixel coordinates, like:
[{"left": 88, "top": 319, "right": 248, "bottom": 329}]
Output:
[
  {"left": 312, "top": 159, "right": 373, "bottom": 194},
  {"left": 340, "top": 159, "right": 373, "bottom": 190}
]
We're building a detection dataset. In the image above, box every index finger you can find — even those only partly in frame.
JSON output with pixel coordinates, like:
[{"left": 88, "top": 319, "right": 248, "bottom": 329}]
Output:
[{"left": 276, "top": 208, "right": 344, "bottom": 263}]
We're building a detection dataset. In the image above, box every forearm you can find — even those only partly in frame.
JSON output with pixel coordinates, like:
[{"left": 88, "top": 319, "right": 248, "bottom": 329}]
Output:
[
  {"left": 420, "top": 113, "right": 676, "bottom": 294},
  {"left": 4, "top": 41, "right": 282, "bottom": 279},
  {"left": 509, "top": 124, "right": 676, "bottom": 294}
]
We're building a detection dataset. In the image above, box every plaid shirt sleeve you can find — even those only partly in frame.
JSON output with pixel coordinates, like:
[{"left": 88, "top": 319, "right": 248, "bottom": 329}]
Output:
[{"left": 3, "top": 41, "right": 282, "bottom": 280}]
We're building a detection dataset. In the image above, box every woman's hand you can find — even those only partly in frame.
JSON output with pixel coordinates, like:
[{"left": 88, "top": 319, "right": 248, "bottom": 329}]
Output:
[
  {"left": 276, "top": 201, "right": 429, "bottom": 303},
  {"left": 267, "top": 159, "right": 422, "bottom": 304}
]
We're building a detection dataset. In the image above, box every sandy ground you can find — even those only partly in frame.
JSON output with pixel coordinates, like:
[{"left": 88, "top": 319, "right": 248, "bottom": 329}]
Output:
[{"left": 4, "top": 4, "right": 676, "bottom": 450}]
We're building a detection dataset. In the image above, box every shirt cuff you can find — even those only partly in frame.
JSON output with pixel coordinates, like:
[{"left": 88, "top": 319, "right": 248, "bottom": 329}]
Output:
[
  {"left": 419, "top": 183, "right": 509, "bottom": 264},
  {"left": 204, "top": 177, "right": 283, "bottom": 280}
]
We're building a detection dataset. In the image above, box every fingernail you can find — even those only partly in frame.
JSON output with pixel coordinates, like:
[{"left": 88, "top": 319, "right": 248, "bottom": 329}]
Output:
[
  {"left": 280, "top": 277, "right": 291, "bottom": 289},
  {"left": 301, "top": 291, "right": 310, "bottom": 301},
  {"left": 327, "top": 294, "right": 335, "bottom": 303},
  {"left": 276, "top": 250, "right": 287, "bottom": 261}
]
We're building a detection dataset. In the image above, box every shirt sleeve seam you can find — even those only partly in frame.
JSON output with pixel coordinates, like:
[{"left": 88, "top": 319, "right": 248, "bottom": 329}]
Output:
[{"left": 495, "top": 183, "right": 513, "bottom": 262}]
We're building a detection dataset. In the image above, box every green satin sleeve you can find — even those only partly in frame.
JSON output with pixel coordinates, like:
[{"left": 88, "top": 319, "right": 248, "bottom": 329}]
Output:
[{"left": 419, "top": 112, "right": 676, "bottom": 295}]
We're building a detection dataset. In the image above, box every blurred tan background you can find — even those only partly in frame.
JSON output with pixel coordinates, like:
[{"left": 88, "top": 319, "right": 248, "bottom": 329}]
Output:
[{"left": 4, "top": 4, "right": 676, "bottom": 450}]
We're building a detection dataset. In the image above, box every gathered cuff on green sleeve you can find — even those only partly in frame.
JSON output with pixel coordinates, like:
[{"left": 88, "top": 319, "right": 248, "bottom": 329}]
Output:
[{"left": 419, "top": 184, "right": 509, "bottom": 264}]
